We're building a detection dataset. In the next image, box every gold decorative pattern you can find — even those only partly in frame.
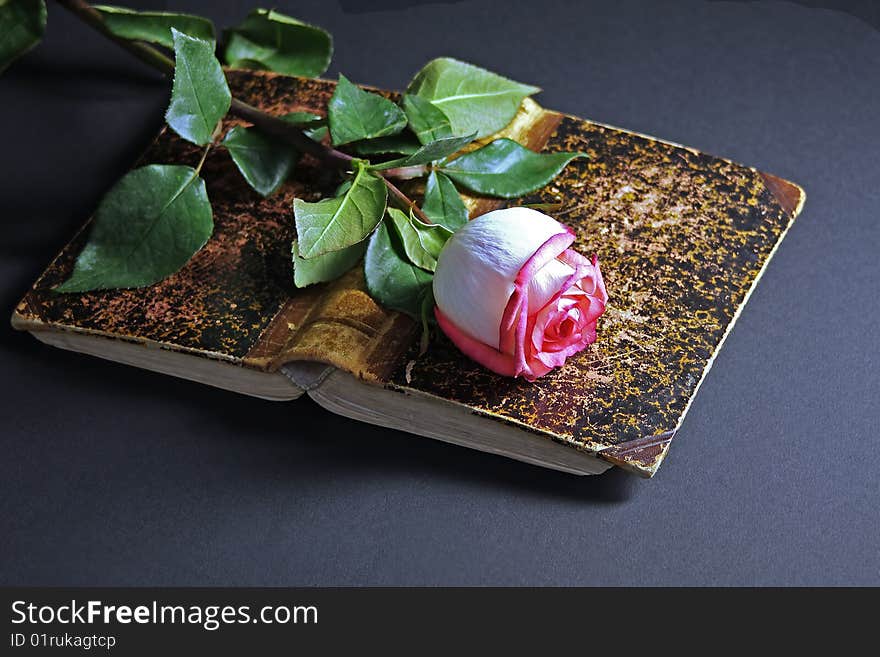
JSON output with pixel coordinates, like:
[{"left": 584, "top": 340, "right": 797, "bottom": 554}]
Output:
[{"left": 392, "top": 115, "right": 803, "bottom": 475}]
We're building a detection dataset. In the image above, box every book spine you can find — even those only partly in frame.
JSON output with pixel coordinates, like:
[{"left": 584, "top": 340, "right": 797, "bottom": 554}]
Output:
[{"left": 244, "top": 267, "right": 418, "bottom": 381}]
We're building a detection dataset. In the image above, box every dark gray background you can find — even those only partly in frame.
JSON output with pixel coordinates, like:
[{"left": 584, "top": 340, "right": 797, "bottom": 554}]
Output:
[{"left": 2, "top": 0, "right": 878, "bottom": 585}]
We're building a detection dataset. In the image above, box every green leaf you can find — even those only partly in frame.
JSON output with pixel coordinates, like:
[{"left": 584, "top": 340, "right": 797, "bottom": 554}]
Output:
[
  {"left": 351, "top": 134, "right": 421, "bottom": 157},
  {"left": 406, "top": 58, "right": 539, "bottom": 139},
  {"left": 364, "top": 218, "right": 432, "bottom": 317},
  {"left": 422, "top": 171, "right": 468, "bottom": 231},
  {"left": 386, "top": 208, "right": 451, "bottom": 272},
  {"left": 93, "top": 5, "right": 214, "bottom": 49},
  {"left": 281, "top": 111, "right": 327, "bottom": 141},
  {"left": 292, "top": 238, "right": 365, "bottom": 287},
  {"left": 165, "top": 29, "right": 231, "bottom": 146},
  {"left": 440, "top": 138, "right": 586, "bottom": 198},
  {"left": 222, "top": 125, "right": 297, "bottom": 197},
  {"left": 219, "top": 56, "right": 263, "bottom": 70},
  {"left": 55, "top": 165, "right": 213, "bottom": 292},
  {"left": 294, "top": 163, "right": 387, "bottom": 258},
  {"left": 281, "top": 111, "right": 323, "bottom": 127},
  {"left": 402, "top": 94, "right": 453, "bottom": 144},
  {"left": 0, "top": 0, "right": 46, "bottom": 74},
  {"left": 328, "top": 74, "right": 407, "bottom": 146},
  {"left": 369, "top": 133, "right": 475, "bottom": 171},
  {"left": 224, "top": 8, "right": 332, "bottom": 77},
  {"left": 305, "top": 125, "right": 328, "bottom": 142},
  {"left": 412, "top": 219, "right": 451, "bottom": 261}
]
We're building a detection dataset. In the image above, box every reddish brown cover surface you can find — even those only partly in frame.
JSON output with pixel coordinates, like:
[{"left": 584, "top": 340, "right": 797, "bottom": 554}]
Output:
[{"left": 12, "top": 70, "right": 804, "bottom": 476}]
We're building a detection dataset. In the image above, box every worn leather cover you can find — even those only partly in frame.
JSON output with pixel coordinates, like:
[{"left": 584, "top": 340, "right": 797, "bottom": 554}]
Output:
[{"left": 11, "top": 69, "right": 804, "bottom": 476}]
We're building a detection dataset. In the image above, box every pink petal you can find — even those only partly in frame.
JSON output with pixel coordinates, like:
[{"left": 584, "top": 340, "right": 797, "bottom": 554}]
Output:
[
  {"left": 503, "top": 230, "right": 576, "bottom": 379},
  {"left": 435, "top": 307, "right": 518, "bottom": 377}
]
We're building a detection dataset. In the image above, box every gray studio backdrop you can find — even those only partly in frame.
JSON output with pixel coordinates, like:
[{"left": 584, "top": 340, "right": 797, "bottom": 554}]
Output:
[{"left": 1, "top": 0, "right": 877, "bottom": 585}]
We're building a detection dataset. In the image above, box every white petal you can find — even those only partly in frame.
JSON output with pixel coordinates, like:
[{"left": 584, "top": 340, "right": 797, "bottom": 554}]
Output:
[
  {"left": 527, "top": 257, "right": 575, "bottom": 314},
  {"left": 433, "top": 207, "right": 568, "bottom": 349}
]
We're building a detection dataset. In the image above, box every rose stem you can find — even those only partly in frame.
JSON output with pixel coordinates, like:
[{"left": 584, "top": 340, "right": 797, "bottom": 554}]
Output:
[
  {"left": 53, "top": 0, "right": 434, "bottom": 222},
  {"left": 382, "top": 178, "right": 433, "bottom": 224}
]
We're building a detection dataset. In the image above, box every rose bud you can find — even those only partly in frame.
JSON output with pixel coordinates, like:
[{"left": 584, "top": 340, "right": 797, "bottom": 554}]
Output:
[{"left": 432, "top": 207, "right": 607, "bottom": 381}]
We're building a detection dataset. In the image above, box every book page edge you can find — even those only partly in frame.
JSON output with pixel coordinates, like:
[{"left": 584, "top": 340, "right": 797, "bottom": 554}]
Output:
[{"left": 12, "top": 314, "right": 304, "bottom": 401}]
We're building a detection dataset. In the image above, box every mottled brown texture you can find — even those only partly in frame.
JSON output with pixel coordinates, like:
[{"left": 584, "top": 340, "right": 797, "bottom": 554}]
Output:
[
  {"left": 393, "top": 116, "right": 803, "bottom": 476},
  {"left": 11, "top": 70, "right": 803, "bottom": 476},
  {"left": 13, "top": 72, "right": 343, "bottom": 362}
]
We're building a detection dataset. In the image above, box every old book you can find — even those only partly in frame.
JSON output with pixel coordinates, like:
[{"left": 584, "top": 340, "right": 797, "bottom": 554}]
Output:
[{"left": 11, "top": 69, "right": 804, "bottom": 477}]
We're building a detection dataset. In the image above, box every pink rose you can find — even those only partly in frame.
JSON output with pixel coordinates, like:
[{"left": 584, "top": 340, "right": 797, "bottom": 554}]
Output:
[{"left": 433, "top": 207, "right": 607, "bottom": 381}]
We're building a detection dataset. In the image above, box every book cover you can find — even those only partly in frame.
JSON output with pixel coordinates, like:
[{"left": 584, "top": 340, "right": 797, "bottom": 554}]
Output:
[{"left": 11, "top": 69, "right": 804, "bottom": 476}]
